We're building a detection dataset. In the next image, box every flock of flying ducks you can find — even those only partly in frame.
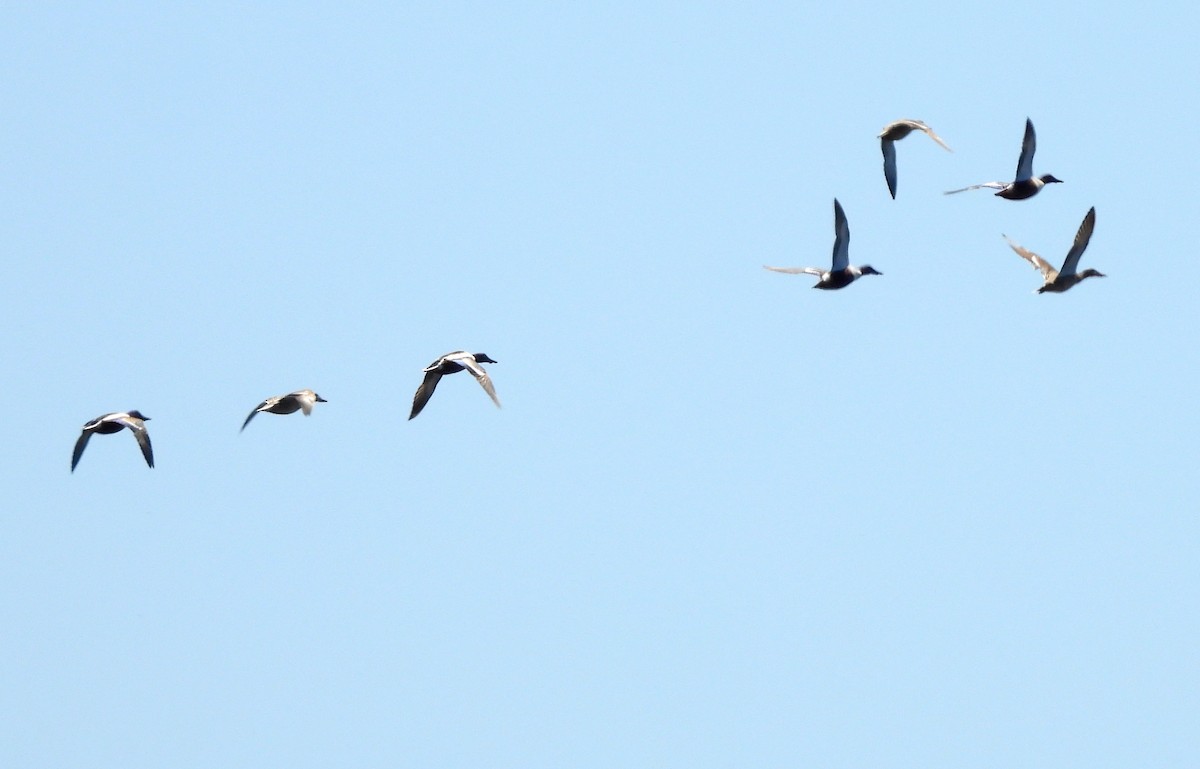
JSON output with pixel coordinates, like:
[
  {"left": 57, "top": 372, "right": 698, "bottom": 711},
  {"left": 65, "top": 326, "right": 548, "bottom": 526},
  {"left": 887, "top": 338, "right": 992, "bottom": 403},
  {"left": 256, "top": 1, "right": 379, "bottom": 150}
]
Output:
[
  {"left": 71, "top": 117, "right": 1103, "bottom": 472},
  {"left": 764, "top": 117, "right": 1103, "bottom": 293},
  {"left": 69, "top": 351, "right": 500, "bottom": 472}
]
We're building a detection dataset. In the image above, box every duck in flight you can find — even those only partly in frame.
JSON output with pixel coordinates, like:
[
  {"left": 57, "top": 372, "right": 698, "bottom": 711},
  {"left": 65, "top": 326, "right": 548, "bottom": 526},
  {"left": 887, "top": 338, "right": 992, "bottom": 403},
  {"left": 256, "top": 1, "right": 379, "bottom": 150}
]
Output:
[
  {"left": 1004, "top": 207, "right": 1103, "bottom": 293},
  {"left": 71, "top": 411, "right": 154, "bottom": 472},
  {"left": 241, "top": 389, "right": 327, "bottom": 432},
  {"left": 409, "top": 351, "right": 500, "bottom": 419},
  {"left": 945, "top": 118, "right": 1061, "bottom": 200},
  {"left": 878, "top": 119, "right": 952, "bottom": 199},
  {"left": 763, "top": 199, "right": 882, "bottom": 290}
]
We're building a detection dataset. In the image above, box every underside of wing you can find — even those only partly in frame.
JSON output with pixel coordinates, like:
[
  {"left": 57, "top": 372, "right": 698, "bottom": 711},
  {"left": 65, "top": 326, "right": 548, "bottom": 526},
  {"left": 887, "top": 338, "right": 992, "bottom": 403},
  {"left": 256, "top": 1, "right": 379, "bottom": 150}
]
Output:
[
  {"left": 71, "top": 431, "right": 92, "bottom": 472},
  {"left": 882, "top": 139, "right": 898, "bottom": 199},
  {"left": 409, "top": 370, "right": 443, "bottom": 419},
  {"left": 945, "top": 181, "right": 1005, "bottom": 195},
  {"left": 763, "top": 266, "right": 823, "bottom": 276},
  {"left": 1003, "top": 235, "right": 1057, "bottom": 279},
  {"left": 473, "top": 371, "right": 502, "bottom": 408},
  {"left": 132, "top": 428, "right": 154, "bottom": 468},
  {"left": 921, "top": 125, "right": 953, "bottom": 152},
  {"left": 241, "top": 400, "right": 269, "bottom": 431}
]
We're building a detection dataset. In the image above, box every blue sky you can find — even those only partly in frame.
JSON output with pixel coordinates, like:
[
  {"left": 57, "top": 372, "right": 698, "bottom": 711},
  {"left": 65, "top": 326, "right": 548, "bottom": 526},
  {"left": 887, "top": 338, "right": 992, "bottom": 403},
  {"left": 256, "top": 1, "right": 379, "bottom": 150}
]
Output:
[{"left": 2, "top": 3, "right": 1197, "bottom": 767}]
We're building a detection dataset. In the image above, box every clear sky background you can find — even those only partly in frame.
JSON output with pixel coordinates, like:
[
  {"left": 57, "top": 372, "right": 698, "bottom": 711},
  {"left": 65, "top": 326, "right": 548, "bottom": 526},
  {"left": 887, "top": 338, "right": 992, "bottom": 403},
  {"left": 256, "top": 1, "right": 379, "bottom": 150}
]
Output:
[{"left": 2, "top": 3, "right": 1196, "bottom": 767}]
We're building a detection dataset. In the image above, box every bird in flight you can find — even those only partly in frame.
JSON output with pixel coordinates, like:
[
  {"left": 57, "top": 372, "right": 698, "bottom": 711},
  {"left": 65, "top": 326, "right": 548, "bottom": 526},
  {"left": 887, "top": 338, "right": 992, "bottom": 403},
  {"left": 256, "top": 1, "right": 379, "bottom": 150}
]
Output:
[
  {"left": 878, "top": 119, "right": 952, "bottom": 199},
  {"left": 764, "top": 199, "right": 882, "bottom": 290},
  {"left": 241, "top": 389, "right": 328, "bottom": 432},
  {"left": 71, "top": 411, "right": 154, "bottom": 472},
  {"left": 409, "top": 351, "right": 500, "bottom": 419},
  {"left": 945, "top": 118, "right": 1061, "bottom": 200},
  {"left": 1004, "top": 207, "right": 1104, "bottom": 293}
]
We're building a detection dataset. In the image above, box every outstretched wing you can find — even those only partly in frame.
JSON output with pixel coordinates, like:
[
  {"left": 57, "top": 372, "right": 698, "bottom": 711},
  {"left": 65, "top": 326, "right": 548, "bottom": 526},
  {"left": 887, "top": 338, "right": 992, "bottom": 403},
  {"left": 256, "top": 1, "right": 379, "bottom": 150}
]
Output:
[
  {"left": 831, "top": 199, "right": 850, "bottom": 271},
  {"left": 112, "top": 416, "right": 155, "bottom": 468},
  {"left": 1003, "top": 235, "right": 1057, "bottom": 280},
  {"left": 462, "top": 357, "right": 501, "bottom": 409},
  {"left": 881, "top": 139, "right": 898, "bottom": 199},
  {"left": 1059, "top": 207, "right": 1097, "bottom": 278},
  {"left": 130, "top": 425, "right": 154, "bottom": 468},
  {"left": 409, "top": 369, "right": 444, "bottom": 420},
  {"left": 241, "top": 400, "right": 269, "bottom": 432},
  {"left": 945, "top": 181, "right": 1006, "bottom": 195},
  {"left": 1014, "top": 118, "right": 1036, "bottom": 182},
  {"left": 918, "top": 123, "right": 953, "bottom": 152},
  {"left": 71, "top": 430, "right": 92, "bottom": 472},
  {"left": 763, "top": 266, "right": 824, "bottom": 276}
]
